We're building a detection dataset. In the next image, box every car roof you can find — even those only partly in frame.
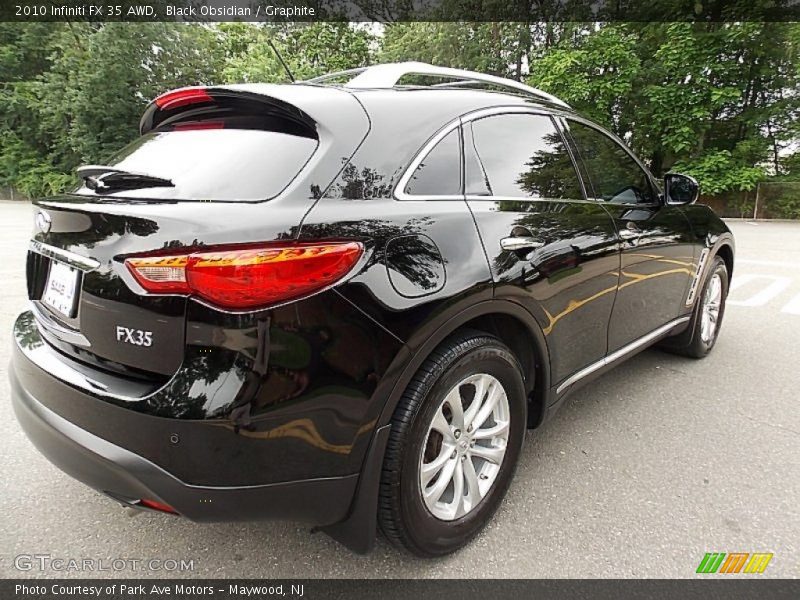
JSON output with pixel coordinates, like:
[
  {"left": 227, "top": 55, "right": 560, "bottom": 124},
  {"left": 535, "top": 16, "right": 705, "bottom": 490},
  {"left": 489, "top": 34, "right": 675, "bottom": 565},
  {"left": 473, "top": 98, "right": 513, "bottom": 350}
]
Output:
[
  {"left": 331, "top": 85, "right": 575, "bottom": 117},
  {"left": 308, "top": 62, "right": 570, "bottom": 107},
  {"left": 220, "top": 62, "right": 577, "bottom": 127},
  {"left": 220, "top": 82, "right": 576, "bottom": 124}
]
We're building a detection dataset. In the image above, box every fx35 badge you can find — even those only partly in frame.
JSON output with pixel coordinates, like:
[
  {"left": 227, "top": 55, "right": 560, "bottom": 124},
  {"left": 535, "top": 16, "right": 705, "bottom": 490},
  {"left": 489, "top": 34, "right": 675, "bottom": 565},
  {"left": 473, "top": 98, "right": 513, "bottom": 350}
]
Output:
[{"left": 116, "top": 325, "right": 153, "bottom": 347}]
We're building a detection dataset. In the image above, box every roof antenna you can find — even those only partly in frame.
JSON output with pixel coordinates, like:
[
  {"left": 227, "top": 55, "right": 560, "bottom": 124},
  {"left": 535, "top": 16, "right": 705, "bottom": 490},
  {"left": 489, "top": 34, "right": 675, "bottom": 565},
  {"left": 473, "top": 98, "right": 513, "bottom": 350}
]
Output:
[{"left": 267, "top": 38, "right": 295, "bottom": 83}]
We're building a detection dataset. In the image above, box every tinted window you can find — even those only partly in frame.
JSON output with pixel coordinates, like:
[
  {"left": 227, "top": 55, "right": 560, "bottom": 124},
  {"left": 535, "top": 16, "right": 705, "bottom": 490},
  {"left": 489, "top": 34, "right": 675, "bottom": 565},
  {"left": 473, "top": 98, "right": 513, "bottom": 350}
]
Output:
[
  {"left": 75, "top": 129, "right": 318, "bottom": 202},
  {"left": 468, "top": 114, "right": 583, "bottom": 200},
  {"left": 567, "top": 121, "right": 655, "bottom": 205},
  {"left": 405, "top": 128, "right": 461, "bottom": 196}
]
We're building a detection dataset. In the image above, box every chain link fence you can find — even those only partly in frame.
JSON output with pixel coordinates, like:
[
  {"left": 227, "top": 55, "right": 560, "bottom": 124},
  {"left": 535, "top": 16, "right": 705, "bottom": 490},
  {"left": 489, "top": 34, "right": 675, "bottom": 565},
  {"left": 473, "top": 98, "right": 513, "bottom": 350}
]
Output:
[
  {"left": 0, "top": 186, "right": 22, "bottom": 201},
  {"left": 701, "top": 182, "right": 800, "bottom": 220}
]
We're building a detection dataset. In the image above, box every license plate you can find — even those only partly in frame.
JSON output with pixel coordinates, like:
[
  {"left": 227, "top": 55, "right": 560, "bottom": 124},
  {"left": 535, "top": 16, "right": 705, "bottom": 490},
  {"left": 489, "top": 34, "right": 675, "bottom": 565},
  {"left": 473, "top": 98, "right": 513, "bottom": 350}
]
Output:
[{"left": 42, "top": 261, "right": 80, "bottom": 318}]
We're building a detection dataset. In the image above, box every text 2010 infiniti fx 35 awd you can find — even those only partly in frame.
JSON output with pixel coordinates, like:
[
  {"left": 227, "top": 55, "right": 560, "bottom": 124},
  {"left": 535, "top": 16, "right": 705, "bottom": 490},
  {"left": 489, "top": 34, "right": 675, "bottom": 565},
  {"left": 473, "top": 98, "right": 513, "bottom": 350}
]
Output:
[{"left": 10, "top": 62, "right": 734, "bottom": 557}]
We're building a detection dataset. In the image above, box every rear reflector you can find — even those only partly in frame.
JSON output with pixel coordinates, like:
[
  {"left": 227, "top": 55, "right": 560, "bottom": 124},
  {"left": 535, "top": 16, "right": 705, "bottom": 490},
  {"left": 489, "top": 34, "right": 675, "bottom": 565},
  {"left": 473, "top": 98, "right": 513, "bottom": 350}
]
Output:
[
  {"left": 138, "top": 498, "right": 178, "bottom": 514},
  {"left": 125, "top": 242, "right": 364, "bottom": 310},
  {"left": 171, "top": 120, "right": 224, "bottom": 131},
  {"left": 154, "top": 87, "right": 213, "bottom": 111}
]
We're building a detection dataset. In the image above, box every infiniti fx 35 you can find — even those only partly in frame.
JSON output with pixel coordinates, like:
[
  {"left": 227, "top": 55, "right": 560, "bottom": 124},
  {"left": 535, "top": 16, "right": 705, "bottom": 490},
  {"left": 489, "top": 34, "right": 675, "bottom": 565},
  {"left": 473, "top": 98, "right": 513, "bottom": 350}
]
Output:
[{"left": 10, "top": 62, "right": 734, "bottom": 557}]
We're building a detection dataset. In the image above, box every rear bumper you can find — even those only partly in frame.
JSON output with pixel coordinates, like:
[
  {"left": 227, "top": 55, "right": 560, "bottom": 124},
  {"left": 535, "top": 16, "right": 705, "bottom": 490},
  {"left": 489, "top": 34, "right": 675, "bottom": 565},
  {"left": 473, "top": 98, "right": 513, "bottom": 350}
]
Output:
[
  {"left": 11, "top": 368, "right": 357, "bottom": 523},
  {"left": 9, "top": 313, "right": 359, "bottom": 525}
]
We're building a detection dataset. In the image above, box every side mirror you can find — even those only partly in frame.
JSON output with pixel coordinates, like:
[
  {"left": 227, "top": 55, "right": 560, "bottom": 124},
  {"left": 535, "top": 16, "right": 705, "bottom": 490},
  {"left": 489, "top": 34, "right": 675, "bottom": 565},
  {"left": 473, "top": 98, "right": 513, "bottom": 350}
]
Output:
[{"left": 664, "top": 173, "right": 699, "bottom": 205}]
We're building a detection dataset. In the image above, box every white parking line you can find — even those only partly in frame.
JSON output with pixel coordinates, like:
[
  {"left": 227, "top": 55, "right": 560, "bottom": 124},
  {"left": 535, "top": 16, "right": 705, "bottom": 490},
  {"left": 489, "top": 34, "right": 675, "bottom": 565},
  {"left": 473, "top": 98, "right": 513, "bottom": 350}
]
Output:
[
  {"left": 728, "top": 274, "right": 792, "bottom": 307},
  {"left": 781, "top": 293, "right": 800, "bottom": 315},
  {"left": 737, "top": 259, "right": 800, "bottom": 269}
]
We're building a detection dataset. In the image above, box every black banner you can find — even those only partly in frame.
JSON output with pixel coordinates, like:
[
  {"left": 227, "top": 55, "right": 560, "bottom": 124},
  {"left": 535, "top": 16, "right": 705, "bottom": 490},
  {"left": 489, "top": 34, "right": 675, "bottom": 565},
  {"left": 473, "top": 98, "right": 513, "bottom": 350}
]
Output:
[
  {"left": 2, "top": 0, "right": 800, "bottom": 22},
  {"left": 3, "top": 579, "right": 800, "bottom": 600}
]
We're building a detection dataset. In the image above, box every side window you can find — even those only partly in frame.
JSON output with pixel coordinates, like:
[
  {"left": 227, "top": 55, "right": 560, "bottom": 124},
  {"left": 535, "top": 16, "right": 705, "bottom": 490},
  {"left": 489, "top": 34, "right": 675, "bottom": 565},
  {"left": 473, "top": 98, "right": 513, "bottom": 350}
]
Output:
[
  {"left": 467, "top": 113, "right": 584, "bottom": 200},
  {"left": 566, "top": 121, "right": 655, "bottom": 205},
  {"left": 404, "top": 128, "right": 461, "bottom": 196}
]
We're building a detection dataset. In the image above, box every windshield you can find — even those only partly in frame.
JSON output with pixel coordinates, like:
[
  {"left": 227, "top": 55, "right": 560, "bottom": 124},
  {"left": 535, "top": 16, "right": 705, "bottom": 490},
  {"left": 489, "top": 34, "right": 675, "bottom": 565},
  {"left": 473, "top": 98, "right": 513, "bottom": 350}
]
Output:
[{"left": 74, "top": 129, "right": 318, "bottom": 202}]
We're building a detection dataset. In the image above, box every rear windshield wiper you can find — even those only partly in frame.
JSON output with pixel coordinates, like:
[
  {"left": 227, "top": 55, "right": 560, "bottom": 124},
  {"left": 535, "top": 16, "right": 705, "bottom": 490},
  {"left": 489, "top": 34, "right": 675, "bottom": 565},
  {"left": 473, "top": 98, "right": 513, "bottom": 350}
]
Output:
[{"left": 77, "top": 165, "right": 174, "bottom": 192}]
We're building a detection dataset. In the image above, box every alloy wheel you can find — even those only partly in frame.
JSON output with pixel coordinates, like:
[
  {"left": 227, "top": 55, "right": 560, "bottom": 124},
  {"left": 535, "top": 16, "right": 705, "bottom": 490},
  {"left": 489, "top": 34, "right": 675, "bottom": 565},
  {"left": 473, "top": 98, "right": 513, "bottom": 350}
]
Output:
[
  {"left": 419, "top": 373, "right": 510, "bottom": 521},
  {"left": 700, "top": 273, "right": 722, "bottom": 344}
]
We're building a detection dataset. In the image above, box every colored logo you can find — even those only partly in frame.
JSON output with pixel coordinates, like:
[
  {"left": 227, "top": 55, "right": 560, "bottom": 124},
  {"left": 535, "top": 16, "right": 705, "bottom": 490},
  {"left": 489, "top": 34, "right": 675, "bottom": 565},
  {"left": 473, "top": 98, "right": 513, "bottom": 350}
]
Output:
[{"left": 696, "top": 552, "right": 773, "bottom": 574}]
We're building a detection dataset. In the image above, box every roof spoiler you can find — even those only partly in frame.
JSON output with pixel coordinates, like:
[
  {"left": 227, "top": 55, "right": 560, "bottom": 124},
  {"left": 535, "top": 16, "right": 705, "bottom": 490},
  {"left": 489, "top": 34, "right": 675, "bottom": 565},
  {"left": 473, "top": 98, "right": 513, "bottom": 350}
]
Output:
[{"left": 139, "top": 86, "right": 317, "bottom": 136}]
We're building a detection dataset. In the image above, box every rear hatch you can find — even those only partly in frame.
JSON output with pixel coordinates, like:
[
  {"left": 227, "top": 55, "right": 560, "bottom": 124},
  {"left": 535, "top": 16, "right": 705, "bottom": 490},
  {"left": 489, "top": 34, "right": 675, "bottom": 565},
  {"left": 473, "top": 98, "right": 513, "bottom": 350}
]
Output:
[{"left": 27, "top": 84, "right": 369, "bottom": 380}]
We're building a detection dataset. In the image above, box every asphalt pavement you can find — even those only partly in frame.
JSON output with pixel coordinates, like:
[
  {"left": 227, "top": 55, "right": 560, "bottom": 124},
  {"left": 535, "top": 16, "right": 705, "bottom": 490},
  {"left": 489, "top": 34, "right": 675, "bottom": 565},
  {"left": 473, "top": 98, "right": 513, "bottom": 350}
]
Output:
[{"left": 0, "top": 201, "right": 797, "bottom": 578}]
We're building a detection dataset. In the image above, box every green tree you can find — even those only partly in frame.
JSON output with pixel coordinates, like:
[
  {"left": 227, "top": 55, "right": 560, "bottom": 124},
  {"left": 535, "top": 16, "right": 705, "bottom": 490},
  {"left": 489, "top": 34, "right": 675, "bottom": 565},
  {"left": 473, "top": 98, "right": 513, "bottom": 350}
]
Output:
[
  {"left": 528, "top": 22, "right": 800, "bottom": 195},
  {"left": 2, "top": 19, "right": 798, "bottom": 207},
  {"left": 0, "top": 23, "right": 72, "bottom": 197},
  {"left": 1, "top": 22, "right": 224, "bottom": 198},
  {"left": 220, "top": 23, "right": 373, "bottom": 84},
  {"left": 40, "top": 22, "right": 223, "bottom": 169}
]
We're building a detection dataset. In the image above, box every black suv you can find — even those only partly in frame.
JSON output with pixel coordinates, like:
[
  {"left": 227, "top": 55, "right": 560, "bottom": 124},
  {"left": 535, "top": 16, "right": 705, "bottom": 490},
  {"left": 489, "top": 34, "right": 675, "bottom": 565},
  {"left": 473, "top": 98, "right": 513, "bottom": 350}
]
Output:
[{"left": 11, "top": 62, "right": 734, "bottom": 557}]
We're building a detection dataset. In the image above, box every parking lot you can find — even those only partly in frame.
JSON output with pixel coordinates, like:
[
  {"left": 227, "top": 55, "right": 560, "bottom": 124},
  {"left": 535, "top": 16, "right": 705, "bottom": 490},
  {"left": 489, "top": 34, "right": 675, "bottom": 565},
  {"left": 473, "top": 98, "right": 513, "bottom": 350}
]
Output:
[{"left": 0, "top": 200, "right": 797, "bottom": 578}]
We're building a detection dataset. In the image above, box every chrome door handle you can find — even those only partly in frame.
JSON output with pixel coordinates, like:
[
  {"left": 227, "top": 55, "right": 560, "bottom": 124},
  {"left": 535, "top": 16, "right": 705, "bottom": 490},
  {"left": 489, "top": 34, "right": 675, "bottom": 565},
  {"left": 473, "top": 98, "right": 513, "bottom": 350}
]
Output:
[{"left": 500, "top": 236, "right": 544, "bottom": 251}]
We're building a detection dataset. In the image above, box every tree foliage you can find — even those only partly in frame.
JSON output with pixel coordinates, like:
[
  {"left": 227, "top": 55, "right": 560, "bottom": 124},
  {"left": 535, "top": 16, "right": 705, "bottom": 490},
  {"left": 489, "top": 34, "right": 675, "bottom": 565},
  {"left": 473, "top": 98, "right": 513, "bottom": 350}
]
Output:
[
  {"left": 1, "top": 22, "right": 223, "bottom": 197},
  {"left": 527, "top": 23, "right": 800, "bottom": 194},
  {"left": 0, "top": 21, "right": 798, "bottom": 202},
  {"left": 220, "top": 22, "right": 373, "bottom": 83}
]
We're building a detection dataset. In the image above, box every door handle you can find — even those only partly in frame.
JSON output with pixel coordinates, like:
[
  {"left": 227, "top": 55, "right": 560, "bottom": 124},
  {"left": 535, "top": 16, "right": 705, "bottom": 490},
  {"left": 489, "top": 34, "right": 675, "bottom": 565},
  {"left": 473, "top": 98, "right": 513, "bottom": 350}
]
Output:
[{"left": 500, "top": 236, "right": 544, "bottom": 252}]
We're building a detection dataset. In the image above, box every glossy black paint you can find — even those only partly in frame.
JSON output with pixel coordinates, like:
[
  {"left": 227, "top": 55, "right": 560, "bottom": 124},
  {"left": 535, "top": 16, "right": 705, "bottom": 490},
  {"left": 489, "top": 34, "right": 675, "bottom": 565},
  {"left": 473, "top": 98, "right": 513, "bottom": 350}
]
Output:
[
  {"left": 10, "top": 365, "right": 358, "bottom": 524},
  {"left": 14, "top": 288, "right": 401, "bottom": 486},
  {"left": 469, "top": 199, "right": 620, "bottom": 387},
  {"left": 603, "top": 203, "right": 697, "bottom": 352},
  {"left": 10, "top": 82, "right": 734, "bottom": 552}
]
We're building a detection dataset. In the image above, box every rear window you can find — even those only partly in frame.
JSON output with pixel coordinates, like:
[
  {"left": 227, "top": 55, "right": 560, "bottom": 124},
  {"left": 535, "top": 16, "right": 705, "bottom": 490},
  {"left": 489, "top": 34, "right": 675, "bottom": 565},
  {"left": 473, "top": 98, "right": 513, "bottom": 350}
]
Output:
[{"left": 75, "top": 129, "right": 318, "bottom": 202}]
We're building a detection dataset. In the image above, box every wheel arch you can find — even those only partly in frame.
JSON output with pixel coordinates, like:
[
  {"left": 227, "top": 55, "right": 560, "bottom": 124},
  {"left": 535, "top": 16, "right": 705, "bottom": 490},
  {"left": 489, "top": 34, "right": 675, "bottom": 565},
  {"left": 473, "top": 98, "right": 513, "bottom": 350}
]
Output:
[
  {"left": 321, "top": 299, "right": 553, "bottom": 554},
  {"left": 715, "top": 240, "right": 734, "bottom": 280},
  {"left": 378, "top": 299, "right": 553, "bottom": 431}
]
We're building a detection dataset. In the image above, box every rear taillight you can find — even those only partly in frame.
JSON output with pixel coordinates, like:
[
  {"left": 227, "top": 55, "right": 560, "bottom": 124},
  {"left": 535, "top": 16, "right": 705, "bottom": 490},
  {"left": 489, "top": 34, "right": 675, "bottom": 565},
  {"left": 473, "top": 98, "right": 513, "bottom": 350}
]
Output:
[
  {"left": 125, "top": 242, "right": 364, "bottom": 310},
  {"left": 154, "top": 87, "right": 213, "bottom": 110}
]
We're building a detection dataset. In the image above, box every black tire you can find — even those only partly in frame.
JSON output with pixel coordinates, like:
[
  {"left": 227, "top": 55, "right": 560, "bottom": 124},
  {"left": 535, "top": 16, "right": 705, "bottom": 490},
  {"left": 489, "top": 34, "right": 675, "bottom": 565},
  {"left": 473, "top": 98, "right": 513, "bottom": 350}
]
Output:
[
  {"left": 662, "top": 255, "right": 729, "bottom": 358},
  {"left": 378, "top": 330, "right": 527, "bottom": 557}
]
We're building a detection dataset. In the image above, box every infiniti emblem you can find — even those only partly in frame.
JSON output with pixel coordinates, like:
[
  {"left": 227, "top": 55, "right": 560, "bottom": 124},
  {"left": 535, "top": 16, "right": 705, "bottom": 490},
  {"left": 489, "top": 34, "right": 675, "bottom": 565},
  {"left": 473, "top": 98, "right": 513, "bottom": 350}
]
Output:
[{"left": 35, "top": 210, "right": 51, "bottom": 234}]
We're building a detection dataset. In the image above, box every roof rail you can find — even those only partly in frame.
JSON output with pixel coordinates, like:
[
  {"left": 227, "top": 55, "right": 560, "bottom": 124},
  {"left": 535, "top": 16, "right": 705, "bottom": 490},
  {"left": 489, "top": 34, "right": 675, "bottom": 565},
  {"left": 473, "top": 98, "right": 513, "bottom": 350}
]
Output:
[{"left": 305, "top": 62, "right": 570, "bottom": 109}]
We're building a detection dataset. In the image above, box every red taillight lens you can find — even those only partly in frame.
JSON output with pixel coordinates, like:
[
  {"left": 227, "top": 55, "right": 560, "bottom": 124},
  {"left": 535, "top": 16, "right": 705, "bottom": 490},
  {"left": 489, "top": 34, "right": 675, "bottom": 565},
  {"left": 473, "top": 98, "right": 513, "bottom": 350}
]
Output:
[
  {"left": 138, "top": 498, "right": 178, "bottom": 514},
  {"left": 125, "top": 242, "right": 364, "bottom": 310},
  {"left": 154, "top": 87, "right": 213, "bottom": 110}
]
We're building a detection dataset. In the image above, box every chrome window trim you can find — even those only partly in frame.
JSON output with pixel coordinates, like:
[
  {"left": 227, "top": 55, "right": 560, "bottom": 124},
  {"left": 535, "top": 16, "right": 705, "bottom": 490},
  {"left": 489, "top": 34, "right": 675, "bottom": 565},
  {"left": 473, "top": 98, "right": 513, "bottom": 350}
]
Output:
[
  {"left": 558, "top": 115, "right": 662, "bottom": 205},
  {"left": 464, "top": 195, "right": 598, "bottom": 202},
  {"left": 394, "top": 118, "right": 464, "bottom": 201},
  {"left": 395, "top": 105, "right": 659, "bottom": 204},
  {"left": 29, "top": 240, "right": 100, "bottom": 272},
  {"left": 395, "top": 105, "right": 557, "bottom": 202},
  {"left": 556, "top": 316, "right": 691, "bottom": 394}
]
